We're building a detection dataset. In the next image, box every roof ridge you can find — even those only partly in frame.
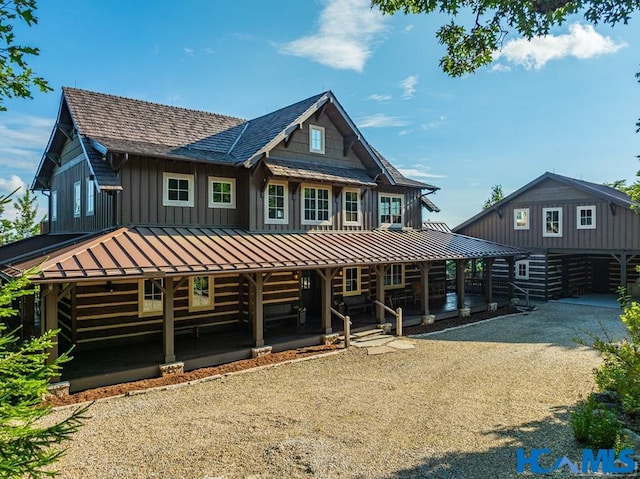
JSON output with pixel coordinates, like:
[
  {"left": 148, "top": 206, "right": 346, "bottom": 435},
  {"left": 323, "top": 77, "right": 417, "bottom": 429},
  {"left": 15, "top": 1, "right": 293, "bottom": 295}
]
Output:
[
  {"left": 62, "top": 86, "right": 247, "bottom": 123},
  {"left": 245, "top": 91, "right": 328, "bottom": 123}
]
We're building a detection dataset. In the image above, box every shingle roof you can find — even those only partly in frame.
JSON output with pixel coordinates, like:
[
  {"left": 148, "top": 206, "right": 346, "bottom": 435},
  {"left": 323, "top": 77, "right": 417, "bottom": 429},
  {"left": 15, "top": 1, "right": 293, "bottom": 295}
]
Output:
[
  {"left": 79, "top": 138, "right": 122, "bottom": 189},
  {"left": 2, "top": 226, "right": 528, "bottom": 282},
  {"left": 264, "top": 158, "right": 377, "bottom": 187},
  {"left": 372, "top": 148, "right": 439, "bottom": 190}
]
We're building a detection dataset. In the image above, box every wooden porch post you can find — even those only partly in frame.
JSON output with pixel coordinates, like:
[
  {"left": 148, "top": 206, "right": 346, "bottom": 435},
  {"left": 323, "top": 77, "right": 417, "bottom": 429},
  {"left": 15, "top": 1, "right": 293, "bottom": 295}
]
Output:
[
  {"left": 253, "top": 273, "right": 265, "bottom": 347},
  {"left": 318, "top": 268, "right": 332, "bottom": 334},
  {"left": 484, "top": 258, "right": 495, "bottom": 303},
  {"left": 162, "top": 277, "right": 176, "bottom": 363},
  {"left": 374, "top": 265, "right": 386, "bottom": 323},
  {"left": 44, "top": 284, "right": 59, "bottom": 366},
  {"left": 419, "top": 262, "right": 430, "bottom": 315},
  {"left": 507, "top": 257, "right": 515, "bottom": 298},
  {"left": 620, "top": 253, "right": 628, "bottom": 291},
  {"left": 456, "top": 260, "right": 465, "bottom": 309}
]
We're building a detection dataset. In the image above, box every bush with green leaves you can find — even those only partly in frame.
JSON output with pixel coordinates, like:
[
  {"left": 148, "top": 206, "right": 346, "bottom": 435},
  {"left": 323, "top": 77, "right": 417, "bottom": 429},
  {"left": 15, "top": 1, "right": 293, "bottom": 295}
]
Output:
[{"left": 570, "top": 396, "right": 621, "bottom": 449}]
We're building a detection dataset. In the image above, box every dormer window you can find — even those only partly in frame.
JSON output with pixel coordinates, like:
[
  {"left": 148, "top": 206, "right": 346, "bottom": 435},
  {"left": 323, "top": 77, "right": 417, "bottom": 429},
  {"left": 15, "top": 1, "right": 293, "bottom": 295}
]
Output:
[
  {"left": 343, "top": 189, "right": 361, "bottom": 226},
  {"left": 379, "top": 194, "right": 403, "bottom": 227},
  {"left": 73, "top": 181, "right": 81, "bottom": 218},
  {"left": 309, "top": 125, "right": 325, "bottom": 154},
  {"left": 163, "top": 172, "right": 194, "bottom": 207},
  {"left": 265, "top": 181, "right": 288, "bottom": 224}
]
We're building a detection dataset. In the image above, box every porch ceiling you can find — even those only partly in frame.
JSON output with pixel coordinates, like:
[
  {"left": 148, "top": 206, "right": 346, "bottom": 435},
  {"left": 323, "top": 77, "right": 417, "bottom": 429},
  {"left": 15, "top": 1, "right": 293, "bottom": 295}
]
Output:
[{"left": 2, "top": 226, "right": 528, "bottom": 282}]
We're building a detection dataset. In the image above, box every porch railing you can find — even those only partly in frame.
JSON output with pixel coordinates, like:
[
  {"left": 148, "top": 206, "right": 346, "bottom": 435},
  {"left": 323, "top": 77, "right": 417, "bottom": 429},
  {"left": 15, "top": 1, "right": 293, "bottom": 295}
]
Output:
[
  {"left": 373, "top": 300, "right": 403, "bottom": 337},
  {"left": 331, "top": 307, "right": 351, "bottom": 348},
  {"left": 509, "top": 282, "right": 531, "bottom": 309}
]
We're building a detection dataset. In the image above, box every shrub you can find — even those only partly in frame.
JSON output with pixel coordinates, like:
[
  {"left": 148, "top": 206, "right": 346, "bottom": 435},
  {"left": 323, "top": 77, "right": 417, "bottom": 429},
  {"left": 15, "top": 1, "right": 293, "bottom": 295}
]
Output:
[{"left": 570, "top": 397, "right": 622, "bottom": 449}]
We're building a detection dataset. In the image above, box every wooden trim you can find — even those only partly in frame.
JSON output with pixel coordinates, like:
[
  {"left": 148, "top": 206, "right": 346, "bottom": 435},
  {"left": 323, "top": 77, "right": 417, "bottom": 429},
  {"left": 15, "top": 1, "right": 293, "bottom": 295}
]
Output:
[
  {"left": 138, "top": 278, "right": 163, "bottom": 317},
  {"left": 342, "top": 266, "right": 361, "bottom": 296},
  {"left": 188, "top": 275, "right": 215, "bottom": 312}
]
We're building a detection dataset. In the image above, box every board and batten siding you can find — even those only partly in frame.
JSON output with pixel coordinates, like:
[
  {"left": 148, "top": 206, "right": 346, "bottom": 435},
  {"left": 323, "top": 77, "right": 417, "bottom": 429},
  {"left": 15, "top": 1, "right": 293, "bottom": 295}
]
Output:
[{"left": 119, "top": 157, "right": 249, "bottom": 229}]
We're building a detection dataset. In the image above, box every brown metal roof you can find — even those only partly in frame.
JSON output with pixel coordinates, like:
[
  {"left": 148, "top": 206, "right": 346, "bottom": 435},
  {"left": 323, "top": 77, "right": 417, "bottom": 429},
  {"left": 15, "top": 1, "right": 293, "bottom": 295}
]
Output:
[{"left": 2, "top": 227, "right": 528, "bottom": 283}]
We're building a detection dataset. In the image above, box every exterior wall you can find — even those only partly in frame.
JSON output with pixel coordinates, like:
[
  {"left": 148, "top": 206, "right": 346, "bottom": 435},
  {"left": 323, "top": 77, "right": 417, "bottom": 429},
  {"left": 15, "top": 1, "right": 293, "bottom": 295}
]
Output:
[
  {"left": 374, "top": 186, "right": 423, "bottom": 229},
  {"left": 493, "top": 254, "right": 547, "bottom": 301},
  {"left": 119, "top": 157, "right": 249, "bottom": 229},
  {"left": 49, "top": 137, "right": 115, "bottom": 233}
]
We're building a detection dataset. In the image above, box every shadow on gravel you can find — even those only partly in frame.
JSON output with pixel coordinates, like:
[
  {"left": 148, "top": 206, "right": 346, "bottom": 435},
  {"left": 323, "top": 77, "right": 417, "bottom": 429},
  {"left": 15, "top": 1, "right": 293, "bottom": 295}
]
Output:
[{"left": 381, "top": 406, "right": 584, "bottom": 478}]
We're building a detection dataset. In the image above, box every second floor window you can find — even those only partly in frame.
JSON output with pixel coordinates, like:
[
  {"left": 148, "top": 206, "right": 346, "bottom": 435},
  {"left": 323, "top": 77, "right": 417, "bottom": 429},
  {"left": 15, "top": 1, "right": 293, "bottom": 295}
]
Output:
[
  {"left": 163, "top": 172, "right": 194, "bottom": 207},
  {"left": 542, "top": 207, "right": 562, "bottom": 237},
  {"left": 379, "top": 194, "right": 403, "bottom": 227},
  {"left": 309, "top": 125, "right": 325, "bottom": 154},
  {"left": 51, "top": 191, "right": 57, "bottom": 222},
  {"left": 343, "top": 189, "right": 360, "bottom": 225},
  {"left": 513, "top": 208, "right": 529, "bottom": 230},
  {"left": 73, "top": 181, "right": 81, "bottom": 218},
  {"left": 302, "top": 185, "right": 331, "bottom": 225},
  {"left": 577, "top": 205, "right": 596, "bottom": 229},
  {"left": 265, "top": 181, "right": 288, "bottom": 224},
  {"left": 209, "top": 177, "right": 235, "bottom": 209},
  {"left": 86, "top": 178, "right": 95, "bottom": 216}
]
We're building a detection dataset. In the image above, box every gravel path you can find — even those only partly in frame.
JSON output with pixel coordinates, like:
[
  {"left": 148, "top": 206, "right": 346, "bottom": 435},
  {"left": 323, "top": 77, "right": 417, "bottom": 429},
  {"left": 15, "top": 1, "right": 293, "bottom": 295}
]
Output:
[{"left": 47, "top": 302, "right": 627, "bottom": 478}]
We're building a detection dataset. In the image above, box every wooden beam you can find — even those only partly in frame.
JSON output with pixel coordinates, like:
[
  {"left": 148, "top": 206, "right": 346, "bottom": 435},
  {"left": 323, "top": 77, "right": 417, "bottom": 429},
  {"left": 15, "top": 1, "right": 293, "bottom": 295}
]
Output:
[
  {"left": 320, "top": 268, "right": 332, "bottom": 334},
  {"left": 46, "top": 152, "right": 61, "bottom": 166},
  {"left": 283, "top": 124, "right": 300, "bottom": 147},
  {"left": 253, "top": 273, "right": 264, "bottom": 347},
  {"left": 374, "top": 265, "right": 386, "bottom": 323},
  {"left": 420, "top": 262, "right": 430, "bottom": 315},
  {"left": 44, "top": 285, "right": 59, "bottom": 366},
  {"left": 57, "top": 123, "right": 74, "bottom": 141},
  {"left": 315, "top": 101, "right": 328, "bottom": 120},
  {"left": 57, "top": 283, "right": 74, "bottom": 301},
  {"left": 507, "top": 257, "right": 515, "bottom": 298},
  {"left": 163, "top": 277, "right": 176, "bottom": 363},
  {"left": 484, "top": 258, "right": 495, "bottom": 303},
  {"left": 456, "top": 260, "right": 465, "bottom": 309},
  {"left": 609, "top": 202, "right": 617, "bottom": 216},
  {"left": 343, "top": 134, "right": 359, "bottom": 157}
]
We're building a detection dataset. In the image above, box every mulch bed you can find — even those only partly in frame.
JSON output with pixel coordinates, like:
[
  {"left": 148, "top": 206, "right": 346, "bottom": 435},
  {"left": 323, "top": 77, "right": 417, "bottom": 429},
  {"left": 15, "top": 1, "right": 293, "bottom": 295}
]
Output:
[{"left": 47, "top": 307, "right": 520, "bottom": 407}]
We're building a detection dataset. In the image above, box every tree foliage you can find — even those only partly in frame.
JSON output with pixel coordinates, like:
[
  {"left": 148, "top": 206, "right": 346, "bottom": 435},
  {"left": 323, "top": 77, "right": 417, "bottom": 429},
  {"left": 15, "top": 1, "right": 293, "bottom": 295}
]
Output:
[
  {"left": 371, "top": 0, "right": 640, "bottom": 76},
  {"left": 0, "top": 0, "right": 51, "bottom": 111},
  {"left": 482, "top": 184, "right": 504, "bottom": 209},
  {"left": 12, "top": 189, "right": 39, "bottom": 241}
]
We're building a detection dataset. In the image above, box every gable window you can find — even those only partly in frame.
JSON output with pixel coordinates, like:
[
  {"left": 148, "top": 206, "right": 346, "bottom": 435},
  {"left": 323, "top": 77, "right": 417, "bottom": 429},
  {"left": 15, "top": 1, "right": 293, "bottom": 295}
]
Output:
[
  {"left": 302, "top": 185, "right": 331, "bottom": 225},
  {"left": 577, "top": 205, "right": 596, "bottom": 230},
  {"left": 209, "top": 177, "right": 235, "bottom": 209},
  {"left": 309, "top": 125, "right": 325, "bottom": 154},
  {"left": 384, "top": 264, "right": 404, "bottom": 289},
  {"left": 86, "top": 178, "right": 95, "bottom": 216},
  {"left": 265, "top": 181, "right": 288, "bottom": 224},
  {"left": 343, "top": 189, "right": 360, "bottom": 226},
  {"left": 162, "top": 172, "right": 194, "bottom": 207},
  {"left": 343, "top": 267, "right": 361, "bottom": 296},
  {"left": 515, "top": 260, "right": 529, "bottom": 280},
  {"left": 513, "top": 208, "right": 529, "bottom": 230},
  {"left": 51, "top": 191, "right": 57, "bottom": 222},
  {"left": 542, "top": 207, "right": 563, "bottom": 237},
  {"left": 73, "top": 181, "right": 81, "bottom": 218},
  {"left": 139, "top": 279, "right": 163, "bottom": 316},
  {"left": 379, "top": 194, "right": 403, "bottom": 227},
  {"left": 189, "top": 276, "right": 214, "bottom": 312}
]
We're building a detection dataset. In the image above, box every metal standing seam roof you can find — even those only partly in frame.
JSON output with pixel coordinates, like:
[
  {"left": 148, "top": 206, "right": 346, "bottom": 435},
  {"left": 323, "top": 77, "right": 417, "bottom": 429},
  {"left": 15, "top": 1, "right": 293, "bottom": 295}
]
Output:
[{"left": 1, "top": 226, "right": 528, "bottom": 282}]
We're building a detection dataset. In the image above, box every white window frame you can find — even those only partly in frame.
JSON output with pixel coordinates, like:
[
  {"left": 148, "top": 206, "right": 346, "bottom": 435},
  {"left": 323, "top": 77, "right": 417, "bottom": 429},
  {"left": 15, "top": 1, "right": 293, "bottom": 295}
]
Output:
[
  {"left": 51, "top": 190, "right": 57, "bottom": 222},
  {"left": 86, "top": 178, "right": 95, "bottom": 216},
  {"left": 513, "top": 208, "right": 529, "bottom": 230},
  {"left": 379, "top": 193, "right": 404, "bottom": 228},
  {"left": 542, "top": 207, "right": 563, "bottom": 237},
  {"left": 139, "top": 279, "right": 163, "bottom": 317},
  {"left": 162, "top": 172, "right": 194, "bottom": 207},
  {"left": 515, "top": 260, "right": 530, "bottom": 280},
  {"left": 343, "top": 188, "right": 361, "bottom": 226},
  {"left": 577, "top": 205, "right": 596, "bottom": 230},
  {"left": 73, "top": 180, "right": 81, "bottom": 218},
  {"left": 264, "top": 180, "right": 288, "bottom": 224},
  {"left": 343, "top": 267, "right": 361, "bottom": 296},
  {"left": 189, "top": 275, "right": 214, "bottom": 312},
  {"left": 309, "top": 125, "right": 325, "bottom": 154},
  {"left": 384, "top": 264, "right": 405, "bottom": 289},
  {"left": 301, "top": 184, "right": 332, "bottom": 226},
  {"left": 208, "top": 176, "right": 236, "bottom": 209}
]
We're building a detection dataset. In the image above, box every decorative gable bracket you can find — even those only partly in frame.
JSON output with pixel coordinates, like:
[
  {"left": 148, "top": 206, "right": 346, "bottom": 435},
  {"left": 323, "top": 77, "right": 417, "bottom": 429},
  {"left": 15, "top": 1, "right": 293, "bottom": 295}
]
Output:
[
  {"left": 283, "top": 123, "right": 301, "bottom": 148},
  {"left": 45, "top": 152, "right": 61, "bottom": 167},
  {"left": 56, "top": 123, "right": 75, "bottom": 141},
  {"left": 343, "top": 134, "right": 359, "bottom": 157}
]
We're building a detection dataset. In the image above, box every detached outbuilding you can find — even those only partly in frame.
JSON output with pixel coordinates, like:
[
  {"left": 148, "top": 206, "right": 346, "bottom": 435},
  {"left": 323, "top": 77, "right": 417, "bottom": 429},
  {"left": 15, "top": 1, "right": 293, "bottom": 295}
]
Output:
[{"left": 454, "top": 172, "right": 640, "bottom": 301}]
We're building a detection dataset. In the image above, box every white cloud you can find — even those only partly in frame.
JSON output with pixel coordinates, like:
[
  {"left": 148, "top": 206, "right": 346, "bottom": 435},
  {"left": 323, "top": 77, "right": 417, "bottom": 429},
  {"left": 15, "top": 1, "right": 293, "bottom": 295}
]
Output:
[
  {"left": 421, "top": 115, "right": 446, "bottom": 130},
  {"left": 278, "top": 0, "right": 387, "bottom": 72},
  {"left": 495, "top": 23, "right": 627, "bottom": 70},
  {"left": 405, "top": 25, "right": 415, "bottom": 32},
  {"left": 0, "top": 114, "right": 53, "bottom": 171},
  {"left": 400, "top": 75, "right": 418, "bottom": 99},
  {"left": 397, "top": 165, "right": 446, "bottom": 179},
  {"left": 0, "top": 175, "right": 28, "bottom": 219},
  {"left": 203, "top": 47, "right": 215, "bottom": 54},
  {"left": 490, "top": 63, "right": 511, "bottom": 72},
  {"left": 357, "top": 114, "right": 408, "bottom": 128},
  {"left": 183, "top": 47, "right": 195, "bottom": 56},
  {"left": 366, "top": 93, "right": 392, "bottom": 102},
  {"left": 398, "top": 129, "right": 413, "bottom": 136}
]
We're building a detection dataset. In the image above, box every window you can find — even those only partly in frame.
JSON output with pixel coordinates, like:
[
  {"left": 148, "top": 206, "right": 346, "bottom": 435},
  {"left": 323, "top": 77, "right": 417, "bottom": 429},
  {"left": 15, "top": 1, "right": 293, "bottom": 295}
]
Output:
[
  {"left": 577, "top": 205, "right": 596, "bottom": 230},
  {"left": 86, "top": 178, "right": 95, "bottom": 216},
  {"left": 379, "top": 194, "right": 403, "bottom": 227},
  {"left": 513, "top": 208, "right": 529, "bottom": 230},
  {"left": 51, "top": 191, "right": 57, "bottom": 222},
  {"left": 209, "top": 177, "right": 235, "bottom": 209},
  {"left": 265, "top": 181, "right": 288, "bottom": 224},
  {"left": 73, "top": 181, "right": 81, "bottom": 218},
  {"left": 343, "top": 189, "right": 360, "bottom": 226},
  {"left": 515, "top": 260, "right": 529, "bottom": 280},
  {"left": 309, "top": 125, "right": 325, "bottom": 154},
  {"left": 139, "top": 279, "right": 163, "bottom": 316},
  {"left": 189, "top": 276, "right": 214, "bottom": 312},
  {"left": 302, "top": 185, "right": 331, "bottom": 225},
  {"left": 343, "top": 267, "right": 361, "bottom": 296},
  {"left": 384, "top": 264, "right": 404, "bottom": 289},
  {"left": 542, "top": 207, "right": 563, "bottom": 237},
  {"left": 162, "top": 172, "right": 194, "bottom": 207}
]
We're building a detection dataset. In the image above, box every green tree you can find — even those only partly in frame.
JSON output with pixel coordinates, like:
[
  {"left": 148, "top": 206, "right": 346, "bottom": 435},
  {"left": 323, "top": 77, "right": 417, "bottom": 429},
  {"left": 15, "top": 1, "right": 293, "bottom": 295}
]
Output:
[
  {"left": 371, "top": 0, "right": 640, "bottom": 76},
  {"left": 12, "top": 189, "right": 39, "bottom": 240},
  {"left": 482, "top": 184, "right": 504, "bottom": 209},
  {"left": 0, "top": 0, "right": 51, "bottom": 111}
]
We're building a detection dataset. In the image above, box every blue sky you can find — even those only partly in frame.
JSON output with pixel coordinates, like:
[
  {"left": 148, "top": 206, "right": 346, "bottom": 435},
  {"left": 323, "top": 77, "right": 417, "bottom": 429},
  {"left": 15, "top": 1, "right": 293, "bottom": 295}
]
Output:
[{"left": 1, "top": 0, "right": 639, "bottom": 227}]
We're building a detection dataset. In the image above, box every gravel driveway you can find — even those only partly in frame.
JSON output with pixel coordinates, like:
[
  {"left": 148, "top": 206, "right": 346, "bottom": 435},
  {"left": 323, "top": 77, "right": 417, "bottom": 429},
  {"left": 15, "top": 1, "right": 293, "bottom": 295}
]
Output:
[{"left": 47, "top": 302, "right": 627, "bottom": 478}]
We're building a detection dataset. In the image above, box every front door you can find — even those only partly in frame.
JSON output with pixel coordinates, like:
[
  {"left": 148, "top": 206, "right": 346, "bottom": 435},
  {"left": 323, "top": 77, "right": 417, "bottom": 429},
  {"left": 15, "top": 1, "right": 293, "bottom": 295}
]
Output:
[
  {"left": 591, "top": 259, "right": 610, "bottom": 294},
  {"left": 301, "top": 271, "right": 321, "bottom": 317}
]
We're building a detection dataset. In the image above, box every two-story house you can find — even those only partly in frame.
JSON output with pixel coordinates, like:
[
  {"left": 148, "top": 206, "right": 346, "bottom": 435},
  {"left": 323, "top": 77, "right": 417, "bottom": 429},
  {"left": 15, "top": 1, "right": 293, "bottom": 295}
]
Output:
[
  {"left": 454, "top": 172, "right": 640, "bottom": 301},
  {"left": 0, "top": 88, "right": 526, "bottom": 390}
]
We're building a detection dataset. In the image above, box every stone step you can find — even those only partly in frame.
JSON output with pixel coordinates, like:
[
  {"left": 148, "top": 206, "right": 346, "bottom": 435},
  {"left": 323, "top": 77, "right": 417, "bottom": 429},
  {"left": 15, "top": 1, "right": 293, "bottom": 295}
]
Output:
[
  {"left": 351, "top": 335, "right": 396, "bottom": 348},
  {"left": 352, "top": 328, "right": 384, "bottom": 339}
]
